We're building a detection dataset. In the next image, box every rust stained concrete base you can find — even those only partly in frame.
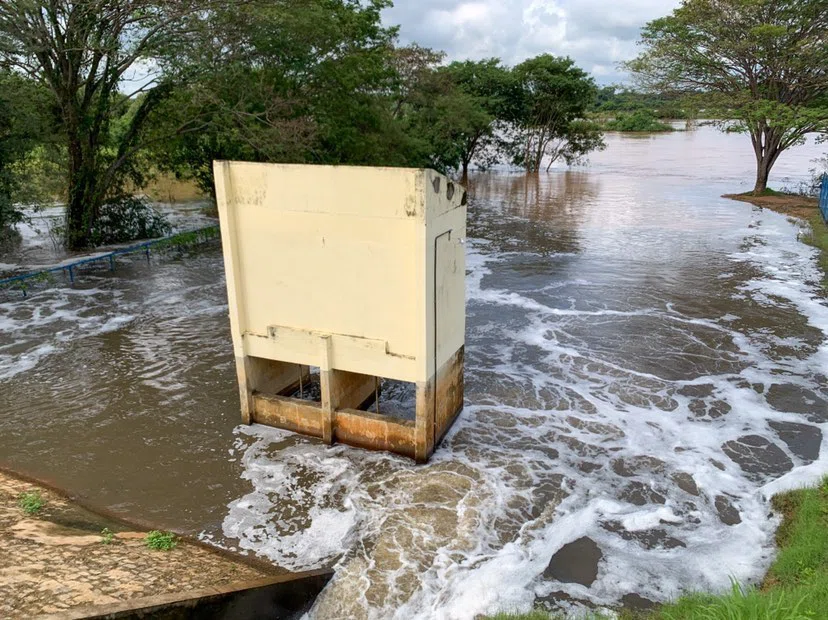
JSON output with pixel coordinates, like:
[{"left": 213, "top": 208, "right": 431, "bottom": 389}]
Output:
[{"left": 247, "top": 347, "right": 465, "bottom": 463}]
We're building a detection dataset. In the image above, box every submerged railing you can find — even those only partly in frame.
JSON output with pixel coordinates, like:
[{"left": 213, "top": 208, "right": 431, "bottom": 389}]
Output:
[
  {"left": 820, "top": 174, "right": 828, "bottom": 224},
  {"left": 0, "top": 225, "right": 220, "bottom": 298}
]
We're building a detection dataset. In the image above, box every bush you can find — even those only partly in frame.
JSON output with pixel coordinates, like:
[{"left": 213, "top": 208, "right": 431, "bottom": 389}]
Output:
[
  {"left": 605, "top": 110, "right": 675, "bottom": 132},
  {"left": 145, "top": 530, "right": 177, "bottom": 551},
  {"left": 18, "top": 491, "right": 45, "bottom": 515},
  {"left": 90, "top": 196, "right": 172, "bottom": 245}
]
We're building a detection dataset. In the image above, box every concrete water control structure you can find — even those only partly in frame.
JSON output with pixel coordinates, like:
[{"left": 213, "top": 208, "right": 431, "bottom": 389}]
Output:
[{"left": 214, "top": 162, "right": 466, "bottom": 462}]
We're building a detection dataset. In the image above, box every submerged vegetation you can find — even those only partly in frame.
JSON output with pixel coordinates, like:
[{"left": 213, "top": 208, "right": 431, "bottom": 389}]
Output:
[
  {"left": 603, "top": 111, "right": 675, "bottom": 133},
  {"left": 100, "top": 527, "right": 115, "bottom": 545}
]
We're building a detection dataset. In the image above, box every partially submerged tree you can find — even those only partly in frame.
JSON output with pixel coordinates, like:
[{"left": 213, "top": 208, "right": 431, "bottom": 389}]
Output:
[
  {"left": 626, "top": 0, "right": 828, "bottom": 195},
  {"left": 439, "top": 59, "right": 519, "bottom": 182},
  {"left": 0, "top": 0, "right": 223, "bottom": 248},
  {"left": 507, "top": 55, "right": 604, "bottom": 173}
]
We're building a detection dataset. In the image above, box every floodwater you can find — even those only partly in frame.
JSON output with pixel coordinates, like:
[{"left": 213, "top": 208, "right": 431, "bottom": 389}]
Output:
[{"left": 1, "top": 126, "right": 827, "bottom": 618}]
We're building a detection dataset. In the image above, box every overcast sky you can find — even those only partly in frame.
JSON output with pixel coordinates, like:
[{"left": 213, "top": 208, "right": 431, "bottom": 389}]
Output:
[{"left": 382, "top": 0, "right": 681, "bottom": 83}]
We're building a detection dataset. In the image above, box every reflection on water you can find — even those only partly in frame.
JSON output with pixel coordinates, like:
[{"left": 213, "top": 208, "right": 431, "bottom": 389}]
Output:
[{"left": 1, "top": 126, "right": 827, "bottom": 618}]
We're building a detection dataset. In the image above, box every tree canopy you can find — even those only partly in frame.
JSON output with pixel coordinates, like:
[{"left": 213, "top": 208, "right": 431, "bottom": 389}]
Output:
[
  {"left": 0, "top": 0, "right": 604, "bottom": 246},
  {"left": 627, "top": 0, "right": 828, "bottom": 194},
  {"left": 506, "top": 55, "right": 605, "bottom": 172},
  {"left": 0, "top": 71, "right": 52, "bottom": 231}
]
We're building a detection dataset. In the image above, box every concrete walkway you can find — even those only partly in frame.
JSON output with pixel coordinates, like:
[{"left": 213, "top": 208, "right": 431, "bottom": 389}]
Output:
[{"left": 0, "top": 471, "right": 267, "bottom": 618}]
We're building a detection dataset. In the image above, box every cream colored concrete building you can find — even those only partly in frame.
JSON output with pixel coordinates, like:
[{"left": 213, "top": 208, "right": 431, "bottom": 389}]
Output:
[{"left": 214, "top": 162, "right": 466, "bottom": 462}]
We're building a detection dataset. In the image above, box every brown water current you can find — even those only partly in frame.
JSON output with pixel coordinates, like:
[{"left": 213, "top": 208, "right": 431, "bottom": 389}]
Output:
[{"left": 1, "top": 126, "right": 827, "bottom": 618}]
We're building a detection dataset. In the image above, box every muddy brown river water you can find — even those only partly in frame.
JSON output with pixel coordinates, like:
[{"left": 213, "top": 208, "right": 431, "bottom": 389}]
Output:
[{"left": 1, "top": 126, "right": 827, "bottom": 618}]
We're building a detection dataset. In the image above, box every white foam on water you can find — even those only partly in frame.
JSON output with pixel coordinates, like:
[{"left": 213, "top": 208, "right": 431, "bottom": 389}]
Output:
[
  {"left": 220, "top": 426, "right": 362, "bottom": 570},
  {"left": 214, "top": 205, "right": 828, "bottom": 619},
  {"left": 0, "top": 285, "right": 137, "bottom": 379}
]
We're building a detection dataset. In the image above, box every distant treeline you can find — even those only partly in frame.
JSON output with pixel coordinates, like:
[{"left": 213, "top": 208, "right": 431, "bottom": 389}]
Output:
[{"left": 590, "top": 86, "right": 720, "bottom": 120}]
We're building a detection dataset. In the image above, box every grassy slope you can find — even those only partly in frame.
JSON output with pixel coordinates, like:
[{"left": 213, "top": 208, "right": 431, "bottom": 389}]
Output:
[{"left": 490, "top": 477, "right": 828, "bottom": 620}]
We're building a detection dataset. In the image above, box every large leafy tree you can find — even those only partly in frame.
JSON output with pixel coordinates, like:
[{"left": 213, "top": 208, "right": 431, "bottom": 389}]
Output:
[
  {"left": 507, "top": 55, "right": 604, "bottom": 173},
  {"left": 439, "top": 59, "right": 520, "bottom": 182},
  {"left": 627, "top": 0, "right": 828, "bottom": 195},
  {"left": 0, "top": 0, "right": 225, "bottom": 248},
  {"left": 151, "top": 0, "right": 421, "bottom": 194},
  {"left": 405, "top": 68, "right": 493, "bottom": 178},
  {"left": 403, "top": 58, "right": 515, "bottom": 180},
  {"left": 0, "top": 72, "right": 51, "bottom": 232}
]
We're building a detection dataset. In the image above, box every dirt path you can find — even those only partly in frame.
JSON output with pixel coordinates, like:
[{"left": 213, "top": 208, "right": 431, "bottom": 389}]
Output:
[{"left": 0, "top": 471, "right": 268, "bottom": 618}]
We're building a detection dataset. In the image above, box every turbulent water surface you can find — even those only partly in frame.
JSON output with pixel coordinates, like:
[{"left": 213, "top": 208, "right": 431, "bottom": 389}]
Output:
[{"left": 1, "top": 126, "right": 827, "bottom": 618}]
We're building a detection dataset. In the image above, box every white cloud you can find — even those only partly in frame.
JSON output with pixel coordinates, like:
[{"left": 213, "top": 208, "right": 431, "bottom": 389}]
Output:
[{"left": 383, "top": 0, "right": 681, "bottom": 82}]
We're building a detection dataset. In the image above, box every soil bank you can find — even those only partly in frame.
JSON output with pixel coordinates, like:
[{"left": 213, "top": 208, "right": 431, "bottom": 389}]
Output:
[{"left": 722, "top": 191, "right": 819, "bottom": 221}]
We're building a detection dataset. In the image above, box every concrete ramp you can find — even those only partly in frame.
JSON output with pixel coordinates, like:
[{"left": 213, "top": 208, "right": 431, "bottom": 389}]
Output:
[{"left": 34, "top": 569, "right": 333, "bottom": 620}]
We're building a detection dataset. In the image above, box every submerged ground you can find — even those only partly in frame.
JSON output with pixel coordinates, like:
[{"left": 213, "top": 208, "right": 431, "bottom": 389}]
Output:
[{"left": 1, "top": 126, "right": 826, "bottom": 618}]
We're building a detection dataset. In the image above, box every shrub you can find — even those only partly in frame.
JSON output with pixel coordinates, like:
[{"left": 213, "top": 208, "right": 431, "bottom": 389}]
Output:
[
  {"left": 90, "top": 196, "right": 172, "bottom": 245},
  {"left": 605, "top": 110, "right": 674, "bottom": 132},
  {"left": 100, "top": 527, "right": 115, "bottom": 544},
  {"left": 18, "top": 490, "right": 45, "bottom": 515},
  {"left": 145, "top": 530, "right": 177, "bottom": 551}
]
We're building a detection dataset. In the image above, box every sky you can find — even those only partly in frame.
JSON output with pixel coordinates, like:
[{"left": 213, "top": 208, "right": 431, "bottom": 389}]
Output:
[{"left": 382, "top": 0, "right": 682, "bottom": 84}]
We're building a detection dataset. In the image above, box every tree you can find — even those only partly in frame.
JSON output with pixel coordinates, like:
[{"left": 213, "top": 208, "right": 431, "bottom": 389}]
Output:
[
  {"left": 507, "top": 55, "right": 605, "bottom": 173},
  {"left": 626, "top": 0, "right": 828, "bottom": 195},
  {"left": 390, "top": 44, "right": 445, "bottom": 119},
  {"left": 151, "top": 0, "right": 418, "bottom": 195},
  {"left": 0, "top": 0, "right": 226, "bottom": 248},
  {"left": 439, "top": 59, "right": 519, "bottom": 182},
  {"left": 0, "top": 72, "right": 51, "bottom": 231},
  {"left": 405, "top": 69, "right": 492, "bottom": 178}
]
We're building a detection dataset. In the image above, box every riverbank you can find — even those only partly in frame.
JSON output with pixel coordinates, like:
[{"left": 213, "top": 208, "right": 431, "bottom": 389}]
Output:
[
  {"left": 0, "top": 469, "right": 269, "bottom": 618},
  {"left": 491, "top": 477, "right": 828, "bottom": 619},
  {"left": 723, "top": 191, "right": 827, "bottom": 282}
]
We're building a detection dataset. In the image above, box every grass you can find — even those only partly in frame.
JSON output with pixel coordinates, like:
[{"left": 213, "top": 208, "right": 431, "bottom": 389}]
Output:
[
  {"left": 100, "top": 527, "right": 115, "bottom": 545},
  {"left": 741, "top": 188, "right": 786, "bottom": 197},
  {"left": 487, "top": 613, "right": 613, "bottom": 620},
  {"left": 489, "top": 477, "right": 828, "bottom": 620},
  {"left": 17, "top": 490, "right": 45, "bottom": 515},
  {"left": 145, "top": 530, "right": 177, "bottom": 551}
]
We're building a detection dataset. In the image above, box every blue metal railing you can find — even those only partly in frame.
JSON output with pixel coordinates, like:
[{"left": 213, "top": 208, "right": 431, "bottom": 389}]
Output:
[
  {"left": 820, "top": 174, "right": 828, "bottom": 224},
  {"left": 0, "top": 225, "right": 219, "bottom": 297}
]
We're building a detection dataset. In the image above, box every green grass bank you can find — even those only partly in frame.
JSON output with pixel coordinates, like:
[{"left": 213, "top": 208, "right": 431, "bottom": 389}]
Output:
[{"left": 490, "top": 477, "right": 828, "bottom": 619}]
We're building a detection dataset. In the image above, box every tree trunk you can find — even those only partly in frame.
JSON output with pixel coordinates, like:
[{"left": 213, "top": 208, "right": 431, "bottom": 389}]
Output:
[
  {"left": 65, "top": 135, "right": 100, "bottom": 250},
  {"left": 750, "top": 126, "right": 783, "bottom": 197},
  {"left": 752, "top": 161, "right": 770, "bottom": 195},
  {"left": 461, "top": 159, "right": 469, "bottom": 185}
]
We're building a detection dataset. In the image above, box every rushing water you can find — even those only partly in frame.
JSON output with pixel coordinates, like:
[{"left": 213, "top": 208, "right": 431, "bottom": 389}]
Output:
[{"left": 1, "top": 126, "right": 827, "bottom": 618}]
